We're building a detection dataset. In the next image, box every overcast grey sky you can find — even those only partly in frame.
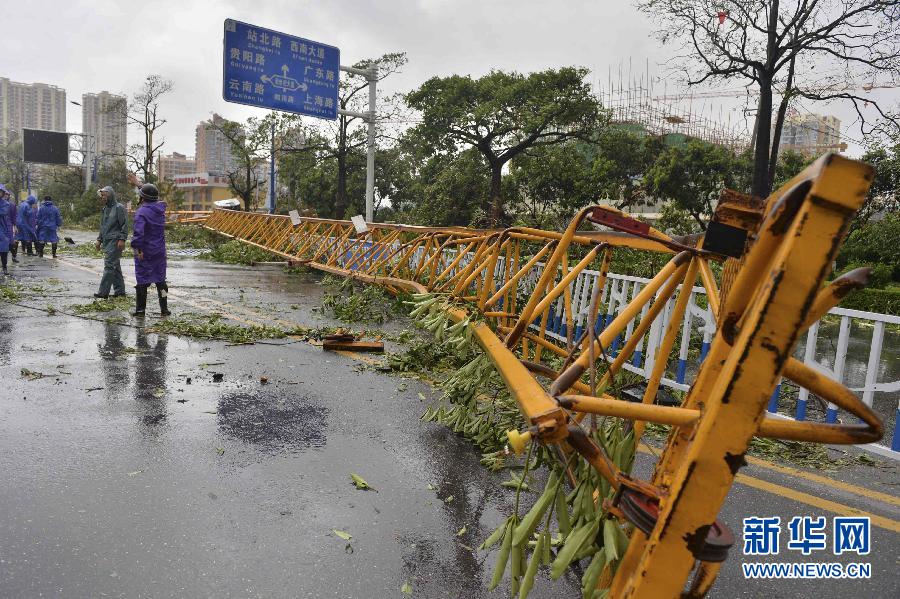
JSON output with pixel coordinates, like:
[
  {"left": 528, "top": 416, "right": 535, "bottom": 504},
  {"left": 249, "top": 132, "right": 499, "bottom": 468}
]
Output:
[{"left": 2, "top": 0, "right": 896, "bottom": 158}]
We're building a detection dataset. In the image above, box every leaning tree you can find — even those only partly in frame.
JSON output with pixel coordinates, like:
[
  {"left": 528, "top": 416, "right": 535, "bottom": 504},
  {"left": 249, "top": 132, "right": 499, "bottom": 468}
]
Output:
[{"left": 637, "top": 0, "right": 900, "bottom": 197}]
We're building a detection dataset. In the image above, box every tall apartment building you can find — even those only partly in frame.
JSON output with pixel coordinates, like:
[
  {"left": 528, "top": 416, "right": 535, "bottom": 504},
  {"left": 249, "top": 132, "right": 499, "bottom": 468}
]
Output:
[
  {"left": 776, "top": 112, "right": 844, "bottom": 157},
  {"left": 195, "top": 113, "right": 240, "bottom": 174},
  {"left": 0, "top": 77, "right": 66, "bottom": 143},
  {"left": 158, "top": 151, "right": 196, "bottom": 181},
  {"left": 81, "top": 90, "right": 127, "bottom": 162}
]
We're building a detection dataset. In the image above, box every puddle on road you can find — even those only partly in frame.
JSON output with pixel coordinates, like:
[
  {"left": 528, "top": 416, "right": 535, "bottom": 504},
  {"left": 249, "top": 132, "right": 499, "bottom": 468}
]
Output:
[{"left": 216, "top": 390, "right": 328, "bottom": 454}]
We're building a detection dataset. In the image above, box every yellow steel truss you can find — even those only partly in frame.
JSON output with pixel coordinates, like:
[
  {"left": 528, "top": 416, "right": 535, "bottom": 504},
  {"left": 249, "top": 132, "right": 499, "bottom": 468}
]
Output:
[{"left": 201, "top": 154, "right": 882, "bottom": 597}]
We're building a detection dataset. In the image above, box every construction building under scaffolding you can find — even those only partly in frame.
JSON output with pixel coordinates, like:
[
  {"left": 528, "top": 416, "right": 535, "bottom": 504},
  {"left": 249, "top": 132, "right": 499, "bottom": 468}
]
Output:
[
  {"left": 589, "top": 67, "right": 753, "bottom": 218},
  {"left": 597, "top": 67, "right": 848, "bottom": 157},
  {"left": 597, "top": 73, "right": 751, "bottom": 152}
]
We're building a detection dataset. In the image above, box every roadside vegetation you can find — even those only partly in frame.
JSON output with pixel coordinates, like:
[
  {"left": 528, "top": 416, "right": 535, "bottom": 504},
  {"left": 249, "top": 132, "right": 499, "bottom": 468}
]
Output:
[
  {"left": 834, "top": 213, "right": 900, "bottom": 315},
  {"left": 320, "top": 275, "right": 408, "bottom": 324},
  {"left": 71, "top": 296, "right": 133, "bottom": 314},
  {"left": 202, "top": 239, "right": 277, "bottom": 265}
]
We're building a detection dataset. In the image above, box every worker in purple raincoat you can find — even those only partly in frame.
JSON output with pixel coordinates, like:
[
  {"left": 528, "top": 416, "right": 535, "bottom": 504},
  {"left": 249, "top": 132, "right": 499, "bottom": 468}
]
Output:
[
  {"left": 15, "top": 195, "right": 37, "bottom": 255},
  {"left": 0, "top": 185, "right": 15, "bottom": 264},
  {"left": 0, "top": 186, "right": 11, "bottom": 275},
  {"left": 130, "top": 183, "right": 170, "bottom": 317},
  {"left": 35, "top": 195, "right": 63, "bottom": 258}
]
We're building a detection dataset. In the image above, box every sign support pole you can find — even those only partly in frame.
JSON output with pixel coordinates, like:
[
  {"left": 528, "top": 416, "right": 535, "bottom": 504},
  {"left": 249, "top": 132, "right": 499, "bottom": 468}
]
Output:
[
  {"left": 339, "top": 64, "right": 378, "bottom": 223},
  {"left": 364, "top": 66, "right": 377, "bottom": 223},
  {"left": 268, "top": 120, "right": 276, "bottom": 214}
]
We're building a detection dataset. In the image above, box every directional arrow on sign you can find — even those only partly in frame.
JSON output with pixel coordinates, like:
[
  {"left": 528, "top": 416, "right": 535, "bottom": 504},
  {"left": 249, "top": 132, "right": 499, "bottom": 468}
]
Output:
[{"left": 260, "top": 65, "right": 308, "bottom": 93}]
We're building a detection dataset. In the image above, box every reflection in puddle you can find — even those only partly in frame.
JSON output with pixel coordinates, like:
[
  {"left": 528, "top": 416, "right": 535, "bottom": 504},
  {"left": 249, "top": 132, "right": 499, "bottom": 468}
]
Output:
[
  {"left": 134, "top": 329, "right": 168, "bottom": 433},
  {"left": 217, "top": 391, "right": 328, "bottom": 453},
  {"left": 98, "top": 322, "right": 130, "bottom": 396}
]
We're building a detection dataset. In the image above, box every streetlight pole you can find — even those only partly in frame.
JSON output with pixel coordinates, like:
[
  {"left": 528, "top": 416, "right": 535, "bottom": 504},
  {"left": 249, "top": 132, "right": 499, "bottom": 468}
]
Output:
[{"left": 338, "top": 64, "right": 378, "bottom": 223}]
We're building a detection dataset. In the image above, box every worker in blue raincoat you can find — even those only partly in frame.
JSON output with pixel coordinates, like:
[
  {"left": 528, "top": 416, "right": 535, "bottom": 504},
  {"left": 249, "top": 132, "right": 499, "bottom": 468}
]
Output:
[
  {"left": 130, "top": 182, "right": 170, "bottom": 317},
  {"left": 94, "top": 186, "right": 128, "bottom": 298},
  {"left": 0, "top": 185, "right": 14, "bottom": 264},
  {"left": 0, "top": 186, "right": 11, "bottom": 275},
  {"left": 35, "top": 195, "right": 63, "bottom": 258},
  {"left": 15, "top": 195, "right": 37, "bottom": 255}
]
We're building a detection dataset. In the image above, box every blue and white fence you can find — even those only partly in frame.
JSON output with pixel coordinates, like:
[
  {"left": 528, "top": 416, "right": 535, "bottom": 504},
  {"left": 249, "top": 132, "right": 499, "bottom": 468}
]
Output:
[
  {"left": 524, "top": 266, "right": 899, "bottom": 458},
  {"left": 333, "top": 236, "right": 900, "bottom": 457}
]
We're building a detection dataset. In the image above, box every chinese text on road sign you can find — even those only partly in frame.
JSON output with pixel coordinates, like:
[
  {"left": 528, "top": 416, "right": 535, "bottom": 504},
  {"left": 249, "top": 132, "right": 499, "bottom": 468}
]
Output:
[{"left": 223, "top": 19, "right": 339, "bottom": 120}]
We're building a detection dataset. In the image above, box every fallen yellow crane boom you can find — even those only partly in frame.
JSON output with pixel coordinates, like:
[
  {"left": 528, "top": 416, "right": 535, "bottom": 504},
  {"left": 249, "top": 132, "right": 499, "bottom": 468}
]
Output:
[{"left": 202, "top": 153, "right": 882, "bottom": 598}]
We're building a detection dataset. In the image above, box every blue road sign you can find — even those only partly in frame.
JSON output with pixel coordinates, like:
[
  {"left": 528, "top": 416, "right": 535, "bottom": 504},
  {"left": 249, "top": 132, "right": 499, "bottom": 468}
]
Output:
[{"left": 223, "top": 19, "right": 339, "bottom": 120}]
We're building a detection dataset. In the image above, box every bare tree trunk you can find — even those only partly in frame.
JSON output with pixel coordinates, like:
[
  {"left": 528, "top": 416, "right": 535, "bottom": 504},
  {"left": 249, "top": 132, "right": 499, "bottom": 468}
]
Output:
[
  {"left": 752, "top": 77, "right": 775, "bottom": 198},
  {"left": 489, "top": 164, "right": 503, "bottom": 226},
  {"left": 335, "top": 153, "right": 348, "bottom": 219},
  {"left": 334, "top": 117, "right": 349, "bottom": 219},
  {"left": 245, "top": 164, "right": 253, "bottom": 210},
  {"left": 752, "top": 1, "right": 780, "bottom": 198},
  {"left": 144, "top": 107, "right": 152, "bottom": 182},
  {"left": 768, "top": 57, "right": 796, "bottom": 189}
]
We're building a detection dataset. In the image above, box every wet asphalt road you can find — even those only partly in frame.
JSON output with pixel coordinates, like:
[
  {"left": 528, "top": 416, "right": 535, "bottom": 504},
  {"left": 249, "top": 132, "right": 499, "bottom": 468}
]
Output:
[{"left": 0, "top": 239, "right": 897, "bottom": 599}]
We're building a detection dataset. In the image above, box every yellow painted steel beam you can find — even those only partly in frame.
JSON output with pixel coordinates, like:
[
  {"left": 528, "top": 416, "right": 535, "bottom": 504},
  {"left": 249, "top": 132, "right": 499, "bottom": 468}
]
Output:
[
  {"left": 201, "top": 153, "right": 882, "bottom": 599},
  {"left": 614, "top": 154, "right": 874, "bottom": 597}
]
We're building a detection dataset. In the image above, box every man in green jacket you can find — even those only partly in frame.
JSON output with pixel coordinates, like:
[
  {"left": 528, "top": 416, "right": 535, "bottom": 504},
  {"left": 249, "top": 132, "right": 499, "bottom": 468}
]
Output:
[{"left": 94, "top": 185, "right": 129, "bottom": 298}]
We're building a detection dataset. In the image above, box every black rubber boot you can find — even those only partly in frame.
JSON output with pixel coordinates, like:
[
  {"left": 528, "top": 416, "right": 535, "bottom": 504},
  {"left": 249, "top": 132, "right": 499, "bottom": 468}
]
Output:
[
  {"left": 10, "top": 242, "right": 18, "bottom": 263},
  {"left": 35, "top": 242, "right": 45, "bottom": 257},
  {"left": 157, "top": 282, "right": 170, "bottom": 316},
  {"left": 51, "top": 242, "right": 57, "bottom": 258},
  {"left": 24, "top": 242, "right": 33, "bottom": 256},
  {"left": 132, "top": 284, "right": 148, "bottom": 317}
]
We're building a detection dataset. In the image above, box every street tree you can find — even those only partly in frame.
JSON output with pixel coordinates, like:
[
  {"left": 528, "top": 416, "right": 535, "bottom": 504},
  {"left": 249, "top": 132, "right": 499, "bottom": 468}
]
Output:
[
  {"left": 207, "top": 115, "right": 270, "bottom": 211},
  {"left": 771, "top": 148, "right": 813, "bottom": 188},
  {"left": 40, "top": 166, "right": 84, "bottom": 206},
  {"left": 858, "top": 138, "right": 900, "bottom": 226},
  {"left": 508, "top": 140, "right": 600, "bottom": 229},
  {"left": 277, "top": 129, "right": 335, "bottom": 217},
  {"left": 589, "top": 129, "right": 668, "bottom": 210},
  {"left": 644, "top": 137, "right": 749, "bottom": 228},
  {"left": 405, "top": 67, "right": 606, "bottom": 225},
  {"left": 0, "top": 139, "right": 27, "bottom": 200},
  {"left": 214, "top": 112, "right": 318, "bottom": 213},
  {"left": 379, "top": 126, "right": 494, "bottom": 227},
  {"left": 637, "top": 0, "right": 900, "bottom": 197},
  {"left": 413, "top": 149, "right": 492, "bottom": 227},
  {"left": 69, "top": 159, "right": 136, "bottom": 223},
  {"left": 301, "top": 52, "right": 407, "bottom": 219},
  {"left": 157, "top": 178, "right": 186, "bottom": 212},
  {"left": 107, "top": 75, "right": 174, "bottom": 182}
]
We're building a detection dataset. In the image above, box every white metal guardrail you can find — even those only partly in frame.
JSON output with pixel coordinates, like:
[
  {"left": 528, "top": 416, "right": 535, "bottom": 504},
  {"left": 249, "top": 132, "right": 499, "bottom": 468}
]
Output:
[
  {"left": 338, "top": 238, "right": 899, "bottom": 457},
  {"left": 529, "top": 267, "right": 900, "bottom": 458}
]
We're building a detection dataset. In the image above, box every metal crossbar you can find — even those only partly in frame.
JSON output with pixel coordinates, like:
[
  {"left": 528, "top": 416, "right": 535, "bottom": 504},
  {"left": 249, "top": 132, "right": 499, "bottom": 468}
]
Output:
[{"left": 202, "top": 154, "right": 883, "bottom": 597}]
